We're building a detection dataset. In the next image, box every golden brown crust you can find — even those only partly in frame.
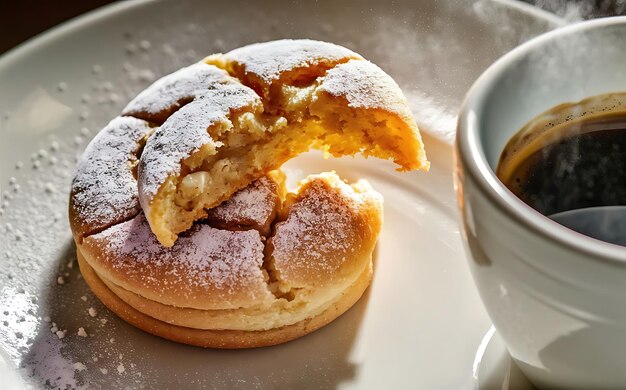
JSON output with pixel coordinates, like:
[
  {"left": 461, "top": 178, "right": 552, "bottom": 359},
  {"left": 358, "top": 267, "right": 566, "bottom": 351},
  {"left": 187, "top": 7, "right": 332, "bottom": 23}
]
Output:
[
  {"left": 96, "top": 253, "right": 371, "bottom": 332},
  {"left": 77, "top": 251, "right": 372, "bottom": 349},
  {"left": 78, "top": 214, "right": 274, "bottom": 311}
]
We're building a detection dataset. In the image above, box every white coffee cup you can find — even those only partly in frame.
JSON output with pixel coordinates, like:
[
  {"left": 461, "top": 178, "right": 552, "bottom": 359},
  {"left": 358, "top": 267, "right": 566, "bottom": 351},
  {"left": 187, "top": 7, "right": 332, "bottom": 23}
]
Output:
[{"left": 455, "top": 17, "right": 626, "bottom": 389}]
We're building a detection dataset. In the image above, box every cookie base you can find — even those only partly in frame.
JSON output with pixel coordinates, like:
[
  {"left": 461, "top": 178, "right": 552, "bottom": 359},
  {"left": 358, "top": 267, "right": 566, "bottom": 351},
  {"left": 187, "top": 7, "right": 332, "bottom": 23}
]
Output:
[{"left": 77, "top": 250, "right": 371, "bottom": 348}]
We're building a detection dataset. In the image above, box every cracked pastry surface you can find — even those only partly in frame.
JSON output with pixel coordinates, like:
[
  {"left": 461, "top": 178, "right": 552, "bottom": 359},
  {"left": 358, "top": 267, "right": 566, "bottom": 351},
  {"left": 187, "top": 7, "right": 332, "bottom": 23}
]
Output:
[
  {"left": 127, "top": 39, "right": 427, "bottom": 246},
  {"left": 74, "top": 172, "right": 382, "bottom": 348}
]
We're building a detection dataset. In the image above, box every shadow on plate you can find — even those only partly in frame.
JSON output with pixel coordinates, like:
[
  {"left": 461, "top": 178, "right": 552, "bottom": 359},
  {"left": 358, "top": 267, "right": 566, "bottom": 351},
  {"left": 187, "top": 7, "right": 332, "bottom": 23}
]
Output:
[{"left": 19, "top": 238, "right": 372, "bottom": 388}]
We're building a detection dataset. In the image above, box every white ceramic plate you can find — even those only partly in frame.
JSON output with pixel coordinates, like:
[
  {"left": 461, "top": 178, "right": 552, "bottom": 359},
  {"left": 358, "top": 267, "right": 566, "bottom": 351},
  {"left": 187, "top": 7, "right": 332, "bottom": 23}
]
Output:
[{"left": 0, "top": 1, "right": 560, "bottom": 388}]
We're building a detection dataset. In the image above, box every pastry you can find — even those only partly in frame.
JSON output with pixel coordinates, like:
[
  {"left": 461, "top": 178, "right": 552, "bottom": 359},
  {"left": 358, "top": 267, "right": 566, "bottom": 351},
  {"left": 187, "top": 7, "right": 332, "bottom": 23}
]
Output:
[
  {"left": 69, "top": 39, "right": 428, "bottom": 348},
  {"left": 126, "top": 39, "right": 428, "bottom": 246}
]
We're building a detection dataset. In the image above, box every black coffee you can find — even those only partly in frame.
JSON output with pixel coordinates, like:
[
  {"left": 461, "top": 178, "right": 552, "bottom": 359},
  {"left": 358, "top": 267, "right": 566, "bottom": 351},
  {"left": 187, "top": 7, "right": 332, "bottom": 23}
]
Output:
[
  {"left": 500, "top": 127, "right": 626, "bottom": 215},
  {"left": 497, "top": 94, "right": 626, "bottom": 245}
]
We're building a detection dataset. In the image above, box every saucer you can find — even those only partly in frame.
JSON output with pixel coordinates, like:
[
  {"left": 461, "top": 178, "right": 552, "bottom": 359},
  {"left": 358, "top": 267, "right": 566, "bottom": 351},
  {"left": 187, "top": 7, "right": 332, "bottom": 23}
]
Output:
[{"left": 474, "top": 327, "right": 537, "bottom": 389}]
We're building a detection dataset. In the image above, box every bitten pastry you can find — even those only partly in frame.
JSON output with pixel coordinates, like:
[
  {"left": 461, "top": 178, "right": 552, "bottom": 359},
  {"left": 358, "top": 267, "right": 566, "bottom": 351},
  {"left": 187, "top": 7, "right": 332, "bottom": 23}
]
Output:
[
  {"left": 126, "top": 39, "right": 428, "bottom": 246},
  {"left": 69, "top": 39, "right": 428, "bottom": 348}
]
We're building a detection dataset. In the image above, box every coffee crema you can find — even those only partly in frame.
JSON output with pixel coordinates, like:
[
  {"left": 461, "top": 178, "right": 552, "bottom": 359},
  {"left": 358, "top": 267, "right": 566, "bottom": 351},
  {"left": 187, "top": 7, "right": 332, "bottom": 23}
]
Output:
[{"left": 497, "top": 92, "right": 626, "bottom": 245}]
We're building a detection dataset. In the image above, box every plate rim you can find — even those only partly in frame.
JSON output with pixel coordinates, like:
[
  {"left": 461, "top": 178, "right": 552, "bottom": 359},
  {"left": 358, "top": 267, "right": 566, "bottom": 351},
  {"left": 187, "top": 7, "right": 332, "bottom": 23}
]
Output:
[{"left": 0, "top": 0, "right": 563, "bottom": 74}]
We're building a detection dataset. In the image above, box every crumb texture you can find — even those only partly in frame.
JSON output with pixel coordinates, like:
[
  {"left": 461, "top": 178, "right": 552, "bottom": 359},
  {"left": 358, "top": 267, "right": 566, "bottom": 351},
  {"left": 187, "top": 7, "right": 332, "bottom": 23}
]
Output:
[{"left": 138, "top": 81, "right": 263, "bottom": 200}]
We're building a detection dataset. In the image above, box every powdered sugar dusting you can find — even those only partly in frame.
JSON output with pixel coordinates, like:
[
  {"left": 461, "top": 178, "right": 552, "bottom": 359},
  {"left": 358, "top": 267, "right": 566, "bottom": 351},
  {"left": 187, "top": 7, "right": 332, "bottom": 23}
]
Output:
[
  {"left": 271, "top": 175, "right": 378, "bottom": 279},
  {"left": 138, "top": 82, "right": 262, "bottom": 200},
  {"left": 316, "top": 59, "right": 410, "bottom": 118},
  {"left": 123, "top": 62, "right": 233, "bottom": 124},
  {"left": 83, "top": 214, "right": 269, "bottom": 306},
  {"left": 22, "top": 336, "right": 78, "bottom": 389},
  {"left": 206, "top": 176, "right": 279, "bottom": 235},
  {"left": 71, "top": 117, "right": 153, "bottom": 238},
  {"left": 224, "top": 39, "right": 361, "bottom": 84}
]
